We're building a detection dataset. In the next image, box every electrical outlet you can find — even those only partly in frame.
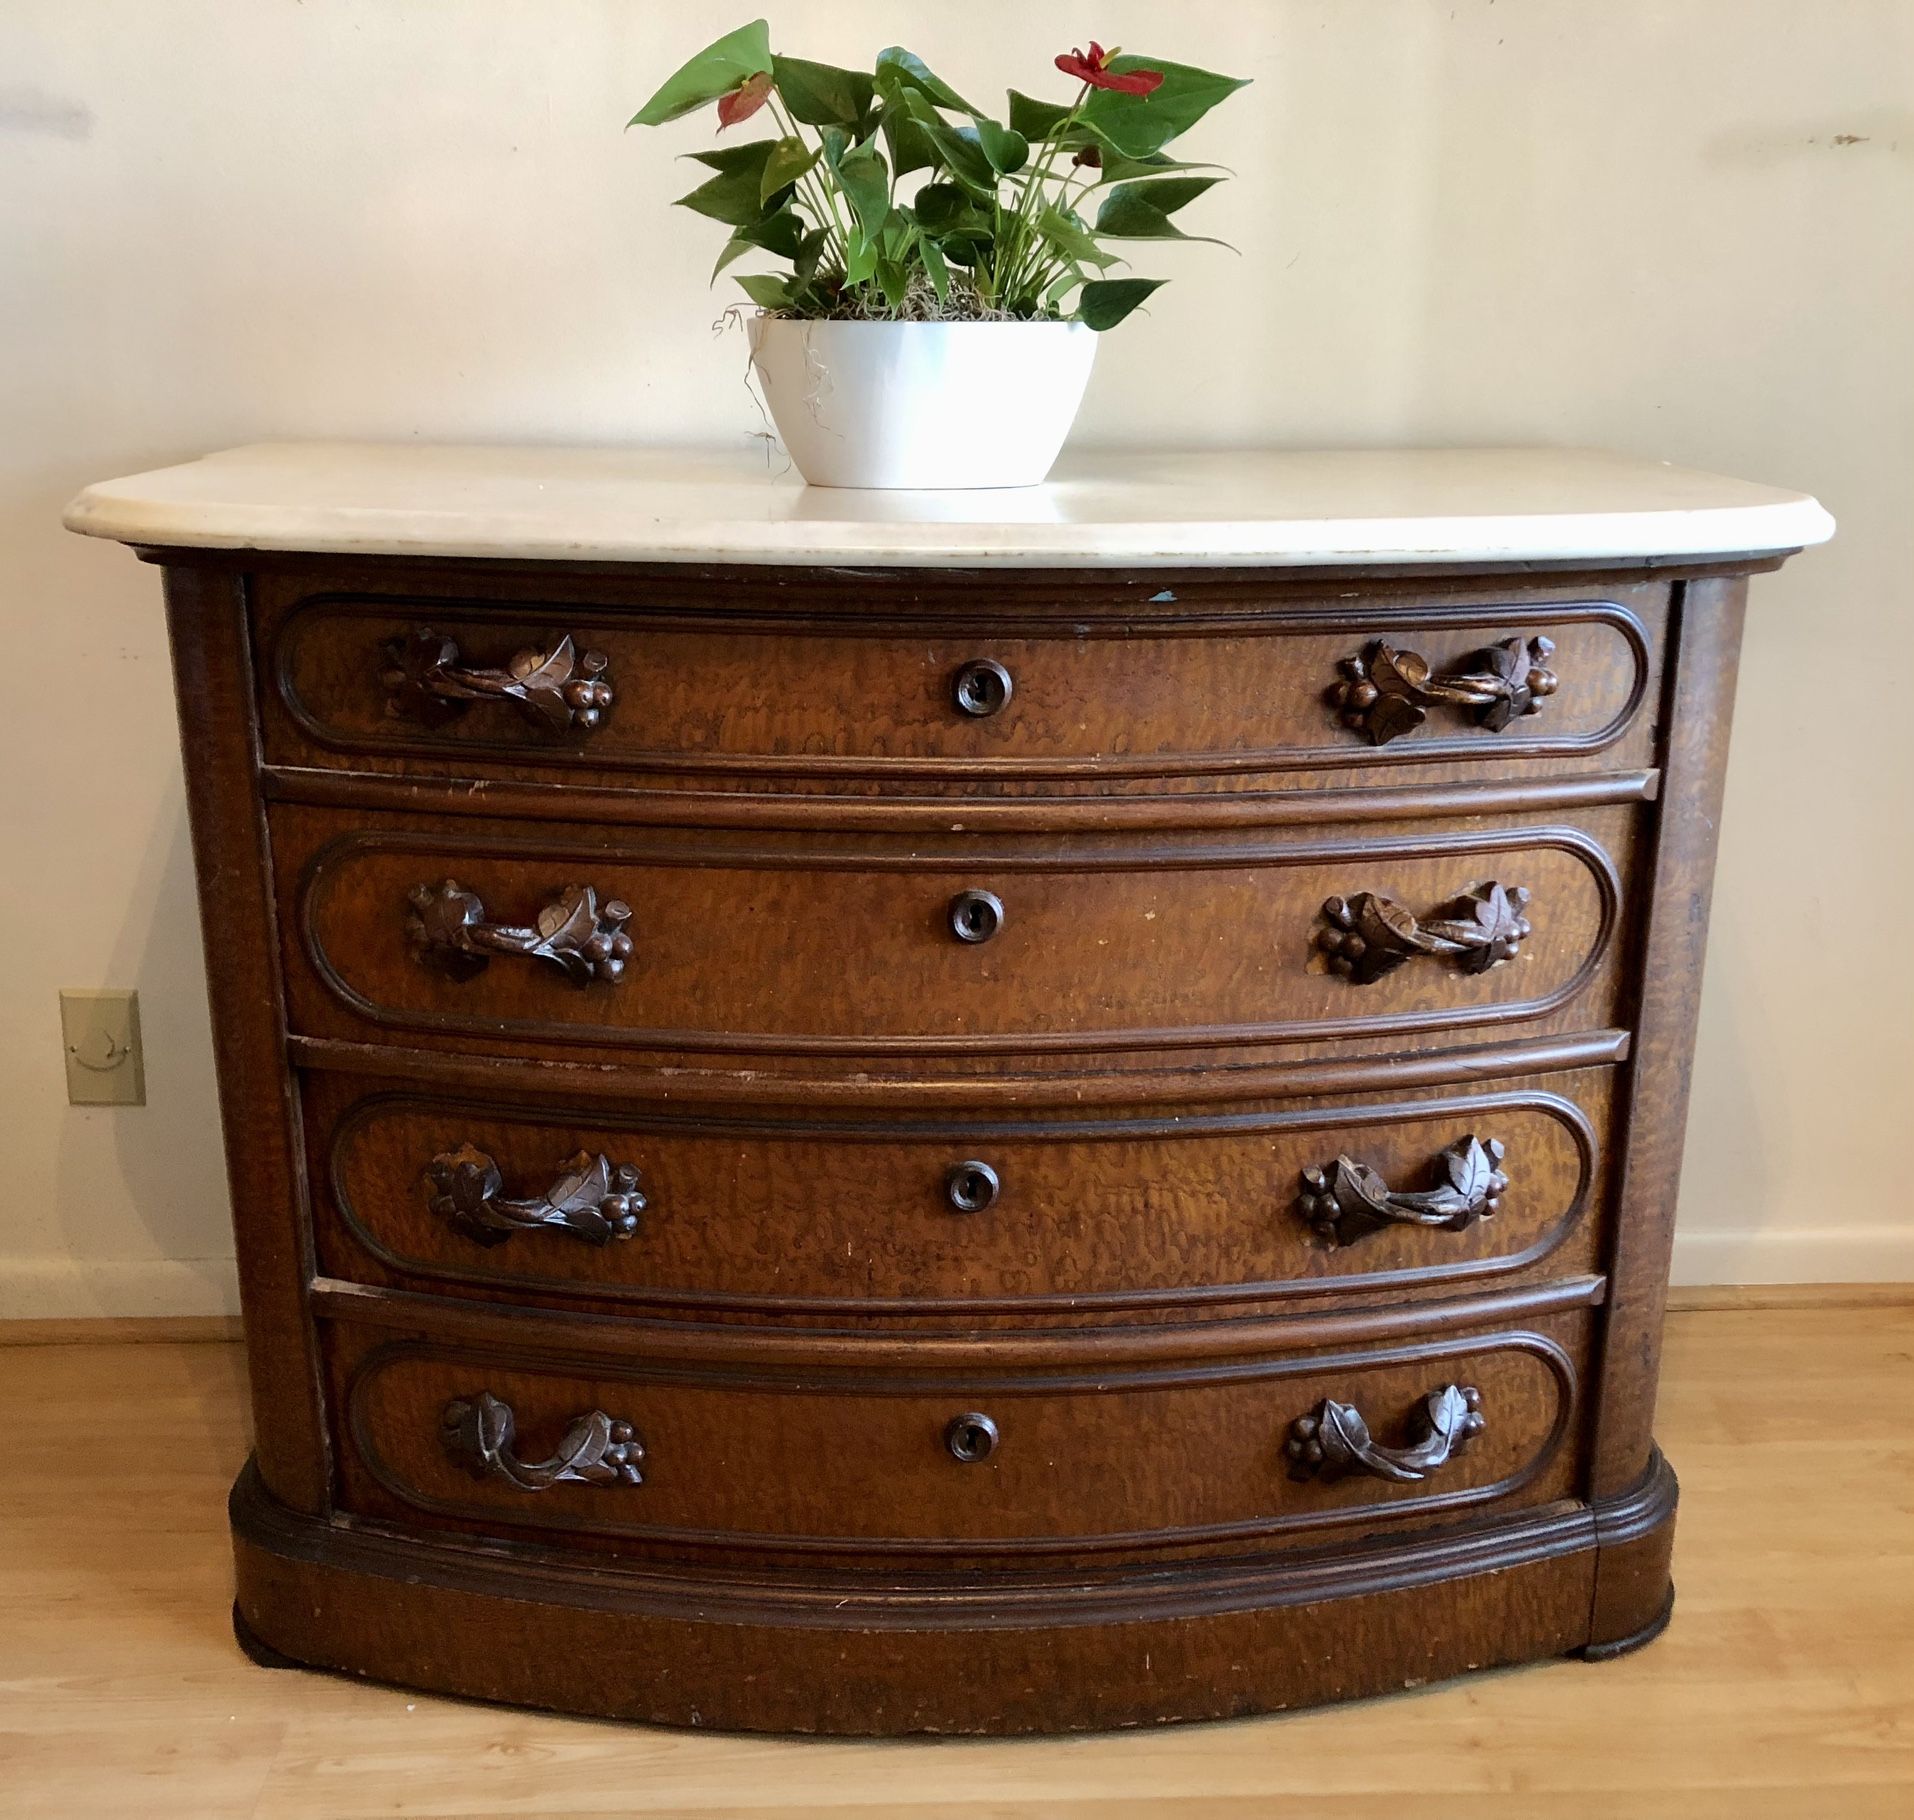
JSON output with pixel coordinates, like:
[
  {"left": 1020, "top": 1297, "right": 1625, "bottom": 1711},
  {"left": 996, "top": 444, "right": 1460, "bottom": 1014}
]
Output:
[{"left": 60, "top": 989, "right": 145, "bottom": 1106}]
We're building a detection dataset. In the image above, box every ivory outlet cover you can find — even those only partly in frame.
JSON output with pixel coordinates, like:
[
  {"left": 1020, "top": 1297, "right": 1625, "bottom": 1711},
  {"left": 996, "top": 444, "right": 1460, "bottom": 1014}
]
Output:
[{"left": 60, "top": 988, "right": 145, "bottom": 1106}]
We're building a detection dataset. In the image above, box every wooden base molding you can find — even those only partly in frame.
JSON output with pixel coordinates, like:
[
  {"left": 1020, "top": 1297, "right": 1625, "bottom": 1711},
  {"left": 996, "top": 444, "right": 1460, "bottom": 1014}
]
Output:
[{"left": 229, "top": 1449, "right": 1677, "bottom": 1735}]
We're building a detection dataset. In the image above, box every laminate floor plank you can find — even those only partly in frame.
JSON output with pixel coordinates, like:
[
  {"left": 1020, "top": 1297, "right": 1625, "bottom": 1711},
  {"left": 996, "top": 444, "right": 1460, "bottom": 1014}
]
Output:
[{"left": 1, "top": 1307, "right": 1908, "bottom": 1819}]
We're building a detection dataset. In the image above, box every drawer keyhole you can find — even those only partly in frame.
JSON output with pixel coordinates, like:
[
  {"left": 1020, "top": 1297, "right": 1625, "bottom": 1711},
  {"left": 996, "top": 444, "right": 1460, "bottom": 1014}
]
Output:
[
  {"left": 952, "top": 659, "right": 1014, "bottom": 718},
  {"left": 945, "top": 1160, "right": 1001, "bottom": 1213},
  {"left": 949, "top": 888, "right": 1005, "bottom": 944},
  {"left": 946, "top": 1412, "right": 1001, "bottom": 1463}
]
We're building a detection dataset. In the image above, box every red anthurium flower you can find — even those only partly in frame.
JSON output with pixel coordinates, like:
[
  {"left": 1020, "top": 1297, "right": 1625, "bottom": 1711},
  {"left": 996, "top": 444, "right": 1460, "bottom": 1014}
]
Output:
[
  {"left": 716, "top": 69, "right": 773, "bottom": 129},
  {"left": 1054, "top": 42, "right": 1164, "bottom": 96}
]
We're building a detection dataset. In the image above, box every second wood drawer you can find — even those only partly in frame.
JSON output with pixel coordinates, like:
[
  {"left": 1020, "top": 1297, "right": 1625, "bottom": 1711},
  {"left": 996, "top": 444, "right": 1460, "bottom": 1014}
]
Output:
[
  {"left": 308, "top": 1069, "right": 1613, "bottom": 1316},
  {"left": 276, "top": 805, "right": 1635, "bottom": 1059}
]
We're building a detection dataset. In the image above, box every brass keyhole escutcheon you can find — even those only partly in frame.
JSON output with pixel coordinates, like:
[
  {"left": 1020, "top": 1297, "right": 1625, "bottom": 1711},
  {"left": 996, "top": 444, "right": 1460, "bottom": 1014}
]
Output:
[
  {"left": 945, "top": 1413, "right": 1001, "bottom": 1463},
  {"left": 949, "top": 888, "right": 1005, "bottom": 944}
]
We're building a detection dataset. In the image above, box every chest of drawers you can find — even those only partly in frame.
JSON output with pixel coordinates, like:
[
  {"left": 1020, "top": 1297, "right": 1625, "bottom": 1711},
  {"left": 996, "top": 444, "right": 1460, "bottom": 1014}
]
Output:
[{"left": 68, "top": 444, "right": 1830, "bottom": 1734}]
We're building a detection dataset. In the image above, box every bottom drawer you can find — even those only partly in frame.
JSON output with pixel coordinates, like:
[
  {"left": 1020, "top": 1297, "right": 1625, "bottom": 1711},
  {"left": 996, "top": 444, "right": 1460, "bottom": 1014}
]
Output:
[{"left": 330, "top": 1308, "right": 1589, "bottom": 1559}]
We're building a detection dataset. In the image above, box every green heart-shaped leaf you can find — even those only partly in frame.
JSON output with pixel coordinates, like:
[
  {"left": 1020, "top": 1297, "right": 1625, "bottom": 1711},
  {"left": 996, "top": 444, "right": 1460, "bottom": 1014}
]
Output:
[
  {"left": 912, "top": 182, "right": 981, "bottom": 234},
  {"left": 1079, "top": 58, "right": 1250, "bottom": 158},
  {"left": 916, "top": 231, "right": 952, "bottom": 300},
  {"left": 686, "top": 139, "right": 778, "bottom": 178},
  {"left": 833, "top": 140, "right": 891, "bottom": 238},
  {"left": 759, "top": 135, "right": 819, "bottom": 206},
  {"left": 883, "top": 109, "right": 939, "bottom": 178},
  {"left": 844, "top": 231, "right": 879, "bottom": 285},
  {"left": 629, "top": 20, "right": 774, "bottom": 127},
  {"left": 1006, "top": 88, "right": 1075, "bottom": 143},
  {"left": 676, "top": 162, "right": 786, "bottom": 228},
  {"left": 1076, "top": 276, "right": 1167, "bottom": 330},
  {"left": 1036, "top": 204, "right": 1118, "bottom": 271},
  {"left": 1094, "top": 178, "right": 1230, "bottom": 244},
  {"left": 898, "top": 89, "right": 995, "bottom": 191},
  {"left": 874, "top": 47, "right": 973, "bottom": 112},
  {"left": 734, "top": 271, "right": 794, "bottom": 310},
  {"left": 772, "top": 55, "right": 875, "bottom": 131},
  {"left": 1097, "top": 176, "right": 1220, "bottom": 219},
  {"left": 971, "top": 115, "right": 1029, "bottom": 175}
]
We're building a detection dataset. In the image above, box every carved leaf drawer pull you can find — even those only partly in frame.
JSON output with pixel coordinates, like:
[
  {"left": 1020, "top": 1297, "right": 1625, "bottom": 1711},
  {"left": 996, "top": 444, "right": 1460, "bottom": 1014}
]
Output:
[
  {"left": 1316, "top": 881, "right": 1531, "bottom": 984},
  {"left": 426, "top": 1143, "right": 646, "bottom": 1247},
  {"left": 1329, "top": 636, "right": 1558, "bottom": 745},
  {"left": 382, "top": 627, "right": 614, "bottom": 734},
  {"left": 1287, "top": 1384, "right": 1485, "bottom": 1484},
  {"left": 441, "top": 1391, "right": 645, "bottom": 1491},
  {"left": 406, "top": 879, "right": 633, "bottom": 985},
  {"left": 1298, "top": 1135, "right": 1508, "bottom": 1248}
]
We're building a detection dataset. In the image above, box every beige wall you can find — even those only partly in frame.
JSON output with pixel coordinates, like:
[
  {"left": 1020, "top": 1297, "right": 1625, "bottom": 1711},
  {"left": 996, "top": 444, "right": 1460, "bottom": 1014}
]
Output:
[{"left": 3, "top": 0, "right": 1908, "bottom": 1315}]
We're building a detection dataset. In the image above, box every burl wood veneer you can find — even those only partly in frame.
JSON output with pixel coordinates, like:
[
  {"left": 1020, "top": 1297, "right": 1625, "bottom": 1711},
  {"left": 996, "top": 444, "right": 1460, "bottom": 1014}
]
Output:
[{"left": 67, "top": 445, "right": 1831, "bottom": 1734}]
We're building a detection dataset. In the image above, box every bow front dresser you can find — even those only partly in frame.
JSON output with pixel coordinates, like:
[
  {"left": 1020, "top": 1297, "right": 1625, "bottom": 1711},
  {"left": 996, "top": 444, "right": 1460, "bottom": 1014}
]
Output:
[{"left": 66, "top": 444, "right": 1831, "bottom": 1734}]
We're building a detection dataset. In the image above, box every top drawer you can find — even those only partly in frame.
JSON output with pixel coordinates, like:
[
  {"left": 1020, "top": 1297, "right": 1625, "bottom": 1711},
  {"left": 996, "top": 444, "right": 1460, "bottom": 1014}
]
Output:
[{"left": 257, "top": 581, "right": 1662, "bottom": 786}]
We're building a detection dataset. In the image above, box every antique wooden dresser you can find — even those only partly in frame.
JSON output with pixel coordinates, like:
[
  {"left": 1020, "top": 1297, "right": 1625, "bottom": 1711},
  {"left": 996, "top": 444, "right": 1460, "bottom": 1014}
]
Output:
[{"left": 67, "top": 444, "right": 1830, "bottom": 1734}]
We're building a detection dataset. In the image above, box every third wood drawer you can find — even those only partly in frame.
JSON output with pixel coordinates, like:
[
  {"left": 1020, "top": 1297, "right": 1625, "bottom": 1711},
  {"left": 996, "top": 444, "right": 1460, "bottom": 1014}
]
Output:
[{"left": 305, "top": 1066, "right": 1616, "bottom": 1318}]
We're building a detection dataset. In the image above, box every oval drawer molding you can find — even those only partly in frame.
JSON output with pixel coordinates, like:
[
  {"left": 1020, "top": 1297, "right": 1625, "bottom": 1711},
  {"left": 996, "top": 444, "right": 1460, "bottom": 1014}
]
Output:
[
  {"left": 440, "top": 1390, "right": 645, "bottom": 1489},
  {"left": 338, "top": 1323, "right": 1579, "bottom": 1556},
  {"left": 264, "top": 591, "right": 1656, "bottom": 782},
  {"left": 284, "top": 807, "right": 1627, "bottom": 1057},
  {"left": 313, "top": 1077, "right": 1605, "bottom": 1314},
  {"left": 425, "top": 1143, "right": 646, "bottom": 1247}
]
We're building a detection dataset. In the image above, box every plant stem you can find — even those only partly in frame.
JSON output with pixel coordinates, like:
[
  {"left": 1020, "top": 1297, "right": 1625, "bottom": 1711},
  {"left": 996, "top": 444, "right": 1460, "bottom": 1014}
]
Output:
[
  {"left": 767, "top": 97, "right": 849, "bottom": 269},
  {"left": 995, "top": 86, "right": 1088, "bottom": 306}
]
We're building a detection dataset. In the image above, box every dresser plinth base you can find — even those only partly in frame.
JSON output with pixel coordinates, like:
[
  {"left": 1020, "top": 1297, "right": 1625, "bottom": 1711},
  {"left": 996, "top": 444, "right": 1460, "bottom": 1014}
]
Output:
[{"left": 229, "top": 1453, "right": 1677, "bottom": 1736}]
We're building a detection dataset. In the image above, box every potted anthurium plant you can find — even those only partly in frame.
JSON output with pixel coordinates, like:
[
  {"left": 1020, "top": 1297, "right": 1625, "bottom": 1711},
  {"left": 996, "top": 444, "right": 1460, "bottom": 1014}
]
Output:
[{"left": 629, "top": 22, "right": 1248, "bottom": 488}]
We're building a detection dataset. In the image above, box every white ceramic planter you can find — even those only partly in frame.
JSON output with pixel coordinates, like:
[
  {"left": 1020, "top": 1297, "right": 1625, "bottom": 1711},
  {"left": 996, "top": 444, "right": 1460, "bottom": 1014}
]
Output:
[{"left": 746, "top": 317, "right": 1096, "bottom": 490}]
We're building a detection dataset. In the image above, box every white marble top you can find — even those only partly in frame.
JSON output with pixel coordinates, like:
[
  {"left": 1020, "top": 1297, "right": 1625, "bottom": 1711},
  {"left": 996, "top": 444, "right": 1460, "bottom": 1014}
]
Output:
[{"left": 63, "top": 443, "right": 1832, "bottom": 569}]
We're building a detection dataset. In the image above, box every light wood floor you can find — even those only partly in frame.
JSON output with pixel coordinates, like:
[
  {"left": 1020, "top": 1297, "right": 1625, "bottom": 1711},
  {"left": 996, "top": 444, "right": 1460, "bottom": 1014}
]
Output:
[{"left": 2, "top": 1306, "right": 1909, "bottom": 1820}]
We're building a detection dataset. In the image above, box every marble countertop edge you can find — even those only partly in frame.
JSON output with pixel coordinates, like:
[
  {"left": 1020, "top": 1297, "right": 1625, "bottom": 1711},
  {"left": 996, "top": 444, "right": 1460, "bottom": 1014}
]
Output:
[{"left": 61, "top": 444, "right": 1835, "bottom": 569}]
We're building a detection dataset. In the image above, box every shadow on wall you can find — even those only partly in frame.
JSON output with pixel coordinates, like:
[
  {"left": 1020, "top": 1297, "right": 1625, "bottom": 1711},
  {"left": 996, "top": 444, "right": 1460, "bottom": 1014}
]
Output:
[
  {"left": 1673, "top": 894, "right": 1771, "bottom": 1284},
  {"left": 51, "top": 779, "right": 235, "bottom": 1313}
]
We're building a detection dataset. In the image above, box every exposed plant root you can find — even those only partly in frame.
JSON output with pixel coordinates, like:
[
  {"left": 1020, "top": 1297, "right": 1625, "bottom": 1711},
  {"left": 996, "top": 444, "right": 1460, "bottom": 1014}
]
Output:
[{"left": 760, "top": 271, "right": 1060, "bottom": 324}]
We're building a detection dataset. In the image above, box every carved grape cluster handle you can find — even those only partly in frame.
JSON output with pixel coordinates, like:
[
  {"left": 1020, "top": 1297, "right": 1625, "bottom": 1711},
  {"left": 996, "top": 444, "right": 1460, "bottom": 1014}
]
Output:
[
  {"left": 382, "top": 628, "right": 614, "bottom": 734},
  {"left": 406, "top": 879, "right": 633, "bottom": 985},
  {"left": 441, "top": 1391, "right": 645, "bottom": 1490},
  {"left": 426, "top": 1143, "right": 645, "bottom": 1247},
  {"left": 1298, "top": 1135, "right": 1508, "bottom": 1248},
  {"left": 1329, "top": 636, "right": 1558, "bottom": 746},
  {"left": 1287, "top": 1384, "right": 1485, "bottom": 1483},
  {"left": 1316, "top": 881, "right": 1531, "bottom": 984}
]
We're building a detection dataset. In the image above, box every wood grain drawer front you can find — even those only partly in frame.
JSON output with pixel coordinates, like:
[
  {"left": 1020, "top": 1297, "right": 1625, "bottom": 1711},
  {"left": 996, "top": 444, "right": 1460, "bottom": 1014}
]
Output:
[
  {"left": 265, "top": 594, "right": 1652, "bottom": 781},
  {"left": 280, "top": 807, "right": 1631, "bottom": 1057},
  {"left": 313, "top": 1073, "right": 1611, "bottom": 1315},
  {"left": 339, "top": 1323, "right": 1582, "bottom": 1556}
]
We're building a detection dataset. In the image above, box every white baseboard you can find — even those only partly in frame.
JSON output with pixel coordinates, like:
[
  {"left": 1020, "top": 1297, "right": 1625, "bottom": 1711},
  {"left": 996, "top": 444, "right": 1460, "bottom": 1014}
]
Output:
[
  {"left": 1670, "top": 1226, "right": 1914, "bottom": 1286},
  {"left": 0, "top": 1256, "right": 242, "bottom": 1321}
]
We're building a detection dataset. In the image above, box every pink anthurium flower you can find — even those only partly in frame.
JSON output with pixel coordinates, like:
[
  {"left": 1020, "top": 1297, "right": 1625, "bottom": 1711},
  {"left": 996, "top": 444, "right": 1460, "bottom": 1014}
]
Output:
[
  {"left": 716, "top": 69, "right": 773, "bottom": 129},
  {"left": 1054, "top": 42, "right": 1164, "bottom": 96}
]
